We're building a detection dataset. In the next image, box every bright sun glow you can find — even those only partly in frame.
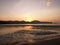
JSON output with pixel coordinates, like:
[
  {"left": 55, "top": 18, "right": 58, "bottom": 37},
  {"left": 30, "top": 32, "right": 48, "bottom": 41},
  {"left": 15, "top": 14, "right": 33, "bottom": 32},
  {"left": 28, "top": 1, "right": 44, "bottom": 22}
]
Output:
[
  {"left": 24, "top": 17, "right": 33, "bottom": 22},
  {"left": 23, "top": 13, "right": 34, "bottom": 22}
]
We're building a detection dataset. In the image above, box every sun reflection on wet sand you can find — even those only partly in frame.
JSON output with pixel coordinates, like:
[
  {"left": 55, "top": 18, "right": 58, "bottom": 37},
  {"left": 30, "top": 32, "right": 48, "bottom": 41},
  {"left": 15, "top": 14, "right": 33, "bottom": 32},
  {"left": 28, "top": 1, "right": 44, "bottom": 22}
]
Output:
[
  {"left": 27, "top": 39, "right": 35, "bottom": 43},
  {"left": 24, "top": 26, "right": 33, "bottom": 30}
]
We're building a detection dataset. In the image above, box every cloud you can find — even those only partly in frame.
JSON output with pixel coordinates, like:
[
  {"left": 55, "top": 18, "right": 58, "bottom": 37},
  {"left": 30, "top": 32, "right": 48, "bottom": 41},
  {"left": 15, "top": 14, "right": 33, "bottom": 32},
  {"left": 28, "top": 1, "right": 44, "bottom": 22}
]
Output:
[{"left": 47, "top": 0, "right": 52, "bottom": 7}]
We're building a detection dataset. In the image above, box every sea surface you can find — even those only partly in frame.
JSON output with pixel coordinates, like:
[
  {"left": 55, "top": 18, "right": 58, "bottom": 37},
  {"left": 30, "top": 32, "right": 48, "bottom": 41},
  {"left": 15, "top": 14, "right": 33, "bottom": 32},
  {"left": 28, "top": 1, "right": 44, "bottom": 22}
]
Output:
[{"left": 0, "top": 24, "right": 60, "bottom": 45}]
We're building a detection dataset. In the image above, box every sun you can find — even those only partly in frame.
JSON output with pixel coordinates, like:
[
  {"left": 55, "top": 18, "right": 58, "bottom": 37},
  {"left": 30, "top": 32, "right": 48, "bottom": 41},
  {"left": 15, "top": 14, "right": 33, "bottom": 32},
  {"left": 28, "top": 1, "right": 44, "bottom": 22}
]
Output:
[
  {"left": 25, "top": 18, "right": 33, "bottom": 22},
  {"left": 23, "top": 13, "right": 34, "bottom": 22},
  {"left": 25, "top": 17, "right": 33, "bottom": 22}
]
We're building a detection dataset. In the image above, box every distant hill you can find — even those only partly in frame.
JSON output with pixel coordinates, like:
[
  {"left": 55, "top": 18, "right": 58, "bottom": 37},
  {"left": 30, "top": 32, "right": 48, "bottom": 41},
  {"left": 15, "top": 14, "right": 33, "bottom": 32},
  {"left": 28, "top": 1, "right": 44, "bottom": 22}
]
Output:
[{"left": 0, "top": 20, "right": 53, "bottom": 24}]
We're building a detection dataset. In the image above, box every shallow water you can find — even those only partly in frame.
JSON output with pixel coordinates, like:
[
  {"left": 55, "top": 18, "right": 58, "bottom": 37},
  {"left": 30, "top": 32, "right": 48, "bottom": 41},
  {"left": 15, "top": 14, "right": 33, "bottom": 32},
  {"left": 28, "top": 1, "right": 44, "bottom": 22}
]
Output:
[
  {"left": 0, "top": 24, "right": 60, "bottom": 35},
  {"left": 0, "top": 24, "right": 60, "bottom": 45}
]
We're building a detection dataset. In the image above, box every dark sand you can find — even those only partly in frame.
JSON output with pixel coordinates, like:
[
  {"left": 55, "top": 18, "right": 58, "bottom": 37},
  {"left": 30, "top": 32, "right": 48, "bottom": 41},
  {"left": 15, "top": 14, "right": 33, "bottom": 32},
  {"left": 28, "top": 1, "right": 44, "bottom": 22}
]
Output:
[
  {"left": 35, "top": 38, "right": 60, "bottom": 45},
  {"left": 6, "top": 38, "right": 60, "bottom": 45}
]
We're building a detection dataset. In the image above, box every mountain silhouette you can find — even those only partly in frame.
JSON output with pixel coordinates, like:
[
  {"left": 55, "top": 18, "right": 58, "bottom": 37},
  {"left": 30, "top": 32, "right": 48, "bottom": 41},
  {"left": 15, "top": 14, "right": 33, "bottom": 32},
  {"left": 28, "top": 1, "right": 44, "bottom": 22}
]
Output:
[{"left": 0, "top": 20, "right": 52, "bottom": 24}]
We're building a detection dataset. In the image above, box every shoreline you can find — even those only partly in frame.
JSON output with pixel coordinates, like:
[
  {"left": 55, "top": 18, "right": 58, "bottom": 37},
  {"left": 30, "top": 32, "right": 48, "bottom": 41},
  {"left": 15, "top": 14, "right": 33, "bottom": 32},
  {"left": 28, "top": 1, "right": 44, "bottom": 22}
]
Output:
[
  {"left": 0, "top": 30, "right": 60, "bottom": 45},
  {"left": 5, "top": 36, "right": 60, "bottom": 45},
  {"left": 0, "top": 24, "right": 60, "bottom": 27}
]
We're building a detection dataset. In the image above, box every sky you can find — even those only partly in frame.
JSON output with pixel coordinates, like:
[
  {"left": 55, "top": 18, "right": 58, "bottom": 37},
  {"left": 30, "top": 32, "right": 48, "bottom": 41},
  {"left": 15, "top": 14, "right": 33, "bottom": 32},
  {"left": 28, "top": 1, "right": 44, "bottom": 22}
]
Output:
[{"left": 0, "top": 0, "right": 60, "bottom": 22}]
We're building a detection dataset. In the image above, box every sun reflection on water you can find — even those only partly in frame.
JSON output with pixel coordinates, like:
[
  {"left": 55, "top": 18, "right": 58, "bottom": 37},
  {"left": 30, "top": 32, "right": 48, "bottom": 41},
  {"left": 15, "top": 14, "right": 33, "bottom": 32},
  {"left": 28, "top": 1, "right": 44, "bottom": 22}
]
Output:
[{"left": 24, "top": 26, "right": 33, "bottom": 30}]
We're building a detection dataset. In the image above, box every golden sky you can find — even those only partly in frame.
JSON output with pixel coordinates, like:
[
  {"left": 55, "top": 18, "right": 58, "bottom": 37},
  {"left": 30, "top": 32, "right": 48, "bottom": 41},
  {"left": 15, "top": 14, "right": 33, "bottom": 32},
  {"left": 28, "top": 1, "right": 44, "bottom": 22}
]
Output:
[{"left": 0, "top": 0, "right": 60, "bottom": 22}]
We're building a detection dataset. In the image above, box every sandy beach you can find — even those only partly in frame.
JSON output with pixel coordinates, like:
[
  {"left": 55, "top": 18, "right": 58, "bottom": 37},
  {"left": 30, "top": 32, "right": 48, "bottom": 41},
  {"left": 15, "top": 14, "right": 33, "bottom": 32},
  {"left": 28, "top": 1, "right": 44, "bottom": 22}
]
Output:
[{"left": 0, "top": 29, "right": 60, "bottom": 45}]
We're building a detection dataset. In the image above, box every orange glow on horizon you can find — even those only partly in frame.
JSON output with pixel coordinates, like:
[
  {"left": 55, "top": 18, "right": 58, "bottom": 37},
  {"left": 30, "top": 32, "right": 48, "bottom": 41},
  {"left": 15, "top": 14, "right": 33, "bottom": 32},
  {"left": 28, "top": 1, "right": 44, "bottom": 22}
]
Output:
[
  {"left": 25, "top": 19, "right": 33, "bottom": 22},
  {"left": 24, "top": 17, "right": 34, "bottom": 22}
]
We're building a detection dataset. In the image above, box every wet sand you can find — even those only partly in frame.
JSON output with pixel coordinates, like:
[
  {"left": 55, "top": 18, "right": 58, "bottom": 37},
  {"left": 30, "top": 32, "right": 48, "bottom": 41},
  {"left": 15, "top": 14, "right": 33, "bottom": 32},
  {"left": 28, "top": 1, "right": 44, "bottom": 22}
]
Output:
[
  {"left": 31, "top": 38, "right": 60, "bottom": 45},
  {"left": 0, "top": 33, "right": 60, "bottom": 45},
  {"left": 15, "top": 38, "right": 60, "bottom": 45}
]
